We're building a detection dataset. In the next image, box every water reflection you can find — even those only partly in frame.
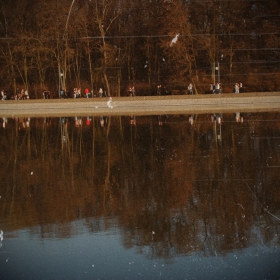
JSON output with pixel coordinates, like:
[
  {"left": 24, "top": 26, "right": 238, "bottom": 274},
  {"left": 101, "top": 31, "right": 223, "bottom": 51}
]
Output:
[{"left": 0, "top": 113, "right": 279, "bottom": 278}]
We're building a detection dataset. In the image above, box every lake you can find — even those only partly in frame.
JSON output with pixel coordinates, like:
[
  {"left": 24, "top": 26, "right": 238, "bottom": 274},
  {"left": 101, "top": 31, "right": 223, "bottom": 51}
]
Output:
[{"left": 0, "top": 112, "right": 279, "bottom": 279}]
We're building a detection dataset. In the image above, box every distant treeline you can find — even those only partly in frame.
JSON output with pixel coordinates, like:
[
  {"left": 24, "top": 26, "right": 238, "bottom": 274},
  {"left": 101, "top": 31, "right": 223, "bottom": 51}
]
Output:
[{"left": 0, "top": 0, "right": 279, "bottom": 97}]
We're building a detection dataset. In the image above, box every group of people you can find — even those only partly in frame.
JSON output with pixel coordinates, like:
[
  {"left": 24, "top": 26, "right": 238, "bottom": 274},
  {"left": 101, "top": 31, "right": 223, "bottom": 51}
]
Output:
[
  {"left": 156, "top": 83, "right": 194, "bottom": 95},
  {"left": 210, "top": 83, "right": 222, "bottom": 94},
  {"left": 156, "top": 84, "right": 172, "bottom": 96},
  {"left": 73, "top": 88, "right": 82, "bottom": 98},
  {"left": 128, "top": 86, "right": 136, "bottom": 96},
  {"left": 59, "top": 87, "right": 107, "bottom": 99},
  {"left": 1, "top": 81, "right": 245, "bottom": 100},
  {"left": 59, "top": 88, "right": 79, "bottom": 99},
  {"left": 43, "top": 90, "right": 51, "bottom": 99},
  {"left": 234, "top": 82, "right": 244, "bottom": 93},
  {"left": 14, "top": 89, "right": 29, "bottom": 100},
  {"left": 157, "top": 83, "right": 195, "bottom": 95}
]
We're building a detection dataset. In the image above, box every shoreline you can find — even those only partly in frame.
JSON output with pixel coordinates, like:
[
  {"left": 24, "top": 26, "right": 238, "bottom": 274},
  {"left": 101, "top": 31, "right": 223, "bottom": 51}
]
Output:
[{"left": 0, "top": 92, "right": 279, "bottom": 117}]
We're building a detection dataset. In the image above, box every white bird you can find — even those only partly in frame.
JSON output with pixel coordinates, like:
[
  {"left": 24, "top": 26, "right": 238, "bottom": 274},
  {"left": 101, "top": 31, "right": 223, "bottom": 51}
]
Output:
[
  {"left": 170, "top": 33, "right": 180, "bottom": 46},
  {"left": 0, "top": 230, "right": 3, "bottom": 242}
]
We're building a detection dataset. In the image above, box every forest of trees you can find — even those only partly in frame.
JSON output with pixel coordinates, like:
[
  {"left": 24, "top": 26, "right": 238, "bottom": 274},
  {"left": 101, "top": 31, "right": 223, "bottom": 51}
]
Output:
[{"left": 0, "top": 0, "right": 279, "bottom": 97}]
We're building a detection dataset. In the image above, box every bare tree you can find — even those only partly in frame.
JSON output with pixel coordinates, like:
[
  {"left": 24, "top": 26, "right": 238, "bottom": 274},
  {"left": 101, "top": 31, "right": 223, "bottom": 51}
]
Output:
[{"left": 88, "top": 0, "right": 121, "bottom": 96}]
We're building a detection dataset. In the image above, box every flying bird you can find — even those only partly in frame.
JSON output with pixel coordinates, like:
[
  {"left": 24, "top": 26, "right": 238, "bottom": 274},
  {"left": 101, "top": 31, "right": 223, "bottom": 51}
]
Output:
[{"left": 170, "top": 33, "right": 180, "bottom": 46}]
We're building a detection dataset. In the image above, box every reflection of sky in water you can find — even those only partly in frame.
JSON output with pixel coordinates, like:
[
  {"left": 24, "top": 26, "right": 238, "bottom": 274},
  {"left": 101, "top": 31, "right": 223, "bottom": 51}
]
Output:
[{"left": 1, "top": 220, "right": 280, "bottom": 280}]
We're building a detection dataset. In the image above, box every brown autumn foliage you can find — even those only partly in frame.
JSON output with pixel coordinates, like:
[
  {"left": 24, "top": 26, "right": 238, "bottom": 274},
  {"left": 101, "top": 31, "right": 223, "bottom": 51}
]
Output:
[{"left": 0, "top": 0, "right": 279, "bottom": 97}]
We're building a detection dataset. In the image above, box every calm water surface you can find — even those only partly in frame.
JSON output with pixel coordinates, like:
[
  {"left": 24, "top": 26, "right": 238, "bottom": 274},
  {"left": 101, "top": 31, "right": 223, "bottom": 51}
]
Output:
[{"left": 0, "top": 112, "right": 280, "bottom": 279}]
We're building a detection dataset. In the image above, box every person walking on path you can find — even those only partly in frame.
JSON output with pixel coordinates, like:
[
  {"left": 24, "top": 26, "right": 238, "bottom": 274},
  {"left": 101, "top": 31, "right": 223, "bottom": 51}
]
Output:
[
  {"left": 188, "top": 83, "right": 194, "bottom": 95},
  {"left": 85, "top": 87, "right": 90, "bottom": 98},
  {"left": 131, "top": 86, "right": 135, "bottom": 96},
  {"left": 99, "top": 88, "right": 104, "bottom": 98},
  {"left": 234, "top": 83, "right": 239, "bottom": 93},
  {"left": 215, "top": 83, "right": 221, "bottom": 94},
  {"left": 239, "top": 82, "right": 244, "bottom": 93},
  {"left": 1, "top": 90, "right": 6, "bottom": 100},
  {"left": 157, "top": 84, "right": 162, "bottom": 96},
  {"left": 129, "top": 86, "right": 135, "bottom": 97}
]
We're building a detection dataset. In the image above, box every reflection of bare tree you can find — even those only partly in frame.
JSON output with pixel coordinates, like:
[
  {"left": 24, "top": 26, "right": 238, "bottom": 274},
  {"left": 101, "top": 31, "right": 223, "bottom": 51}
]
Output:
[
  {"left": 41, "top": 118, "right": 49, "bottom": 160},
  {"left": 60, "top": 117, "right": 72, "bottom": 178}
]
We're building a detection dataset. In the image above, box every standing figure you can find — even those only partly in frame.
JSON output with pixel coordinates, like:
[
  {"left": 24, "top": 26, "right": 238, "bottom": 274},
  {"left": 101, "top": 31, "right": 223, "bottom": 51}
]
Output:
[
  {"left": 234, "top": 83, "right": 239, "bottom": 93},
  {"left": 157, "top": 84, "right": 162, "bottom": 96},
  {"left": 99, "top": 88, "right": 103, "bottom": 98},
  {"left": 128, "top": 86, "right": 135, "bottom": 97},
  {"left": 85, "top": 87, "right": 90, "bottom": 98},
  {"left": 210, "top": 84, "right": 215, "bottom": 94},
  {"left": 63, "top": 89, "right": 68, "bottom": 98},
  {"left": 24, "top": 89, "right": 29, "bottom": 99},
  {"left": 188, "top": 83, "right": 194, "bottom": 95},
  {"left": 1, "top": 90, "right": 5, "bottom": 100},
  {"left": 131, "top": 86, "right": 135, "bottom": 96},
  {"left": 75, "top": 88, "right": 81, "bottom": 98},
  {"left": 43, "top": 90, "right": 50, "bottom": 99},
  {"left": 239, "top": 82, "right": 244, "bottom": 93},
  {"left": 19, "top": 89, "right": 25, "bottom": 99},
  {"left": 60, "top": 89, "right": 65, "bottom": 98},
  {"left": 215, "top": 83, "right": 221, "bottom": 94},
  {"left": 14, "top": 88, "right": 20, "bottom": 100}
]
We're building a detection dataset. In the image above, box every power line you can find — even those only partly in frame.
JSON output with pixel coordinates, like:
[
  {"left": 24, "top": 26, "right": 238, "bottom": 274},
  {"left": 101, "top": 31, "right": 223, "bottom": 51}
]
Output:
[
  {"left": 0, "top": 32, "right": 280, "bottom": 41},
  {"left": 233, "top": 48, "right": 280, "bottom": 51}
]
